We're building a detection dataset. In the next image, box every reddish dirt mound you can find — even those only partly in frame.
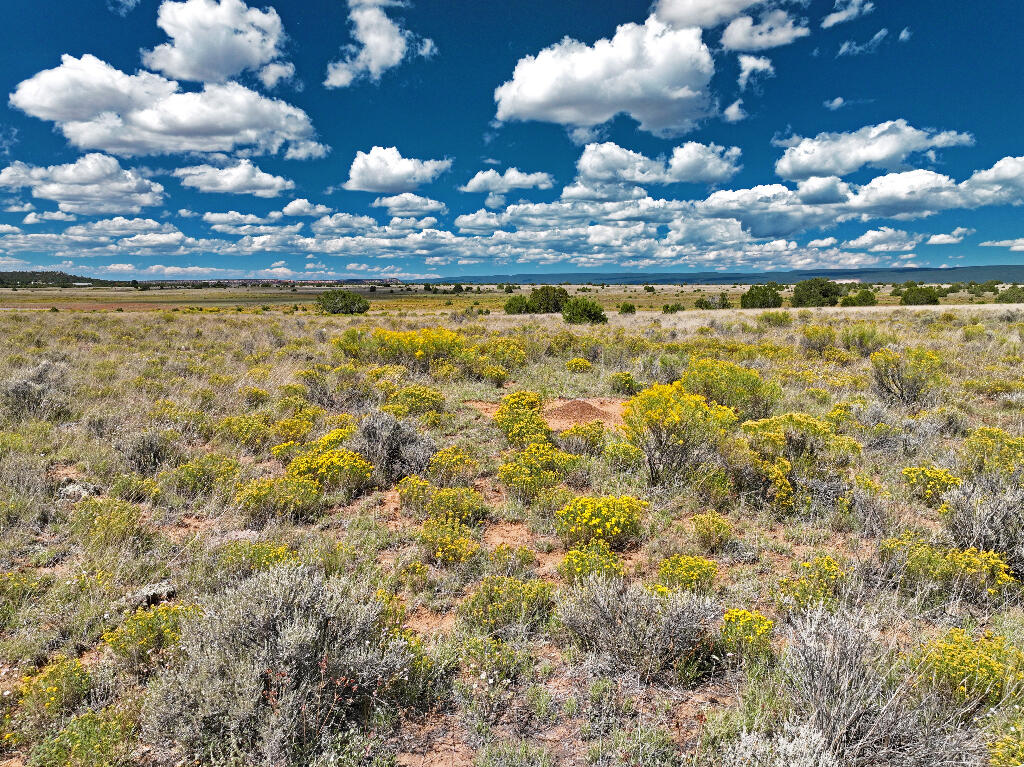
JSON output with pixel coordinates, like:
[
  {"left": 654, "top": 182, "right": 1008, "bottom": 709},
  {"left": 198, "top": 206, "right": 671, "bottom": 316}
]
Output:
[
  {"left": 464, "top": 397, "right": 626, "bottom": 431},
  {"left": 544, "top": 398, "right": 621, "bottom": 430}
]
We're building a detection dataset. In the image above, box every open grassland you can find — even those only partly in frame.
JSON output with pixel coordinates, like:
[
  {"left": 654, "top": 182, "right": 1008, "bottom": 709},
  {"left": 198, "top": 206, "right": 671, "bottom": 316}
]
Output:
[
  {"left": 3, "top": 298, "right": 1024, "bottom": 766},
  {"left": 0, "top": 278, "right": 1014, "bottom": 313}
]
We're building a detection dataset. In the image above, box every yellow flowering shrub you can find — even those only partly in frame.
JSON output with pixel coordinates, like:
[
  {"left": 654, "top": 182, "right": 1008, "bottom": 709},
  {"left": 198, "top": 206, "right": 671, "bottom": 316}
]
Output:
[
  {"left": 27, "top": 708, "right": 135, "bottom": 767},
  {"left": 419, "top": 516, "right": 479, "bottom": 565},
  {"left": 498, "top": 442, "right": 578, "bottom": 503},
  {"left": 458, "top": 635, "right": 530, "bottom": 719},
  {"left": 424, "top": 486, "right": 488, "bottom": 525},
  {"left": 102, "top": 603, "right": 196, "bottom": 672},
  {"left": 558, "top": 420, "right": 605, "bottom": 456},
  {"left": 0, "top": 570, "right": 49, "bottom": 630},
  {"left": 603, "top": 439, "right": 645, "bottom": 471},
  {"left": 218, "top": 540, "right": 298, "bottom": 573},
  {"left": 990, "top": 723, "right": 1024, "bottom": 767},
  {"left": 386, "top": 384, "right": 445, "bottom": 417},
  {"left": 566, "top": 357, "right": 592, "bottom": 373},
  {"left": 476, "top": 336, "right": 528, "bottom": 369},
  {"left": 459, "top": 575, "right": 553, "bottom": 634},
  {"left": 870, "top": 346, "right": 944, "bottom": 407},
  {"left": 608, "top": 370, "right": 642, "bottom": 395},
  {"left": 494, "top": 390, "right": 551, "bottom": 447},
  {"left": 879, "top": 532, "right": 1015, "bottom": 601},
  {"left": 775, "top": 555, "right": 846, "bottom": 614},
  {"left": 691, "top": 510, "right": 733, "bottom": 552},
  {"left": 557, "top": 540, "right": 625, "bottom": 583},
  {"left": 680, "top": 357, "right": 782, "bottom": 420},
  {"left": 721, "top": 608, "right": 774, "bottom": 661},
  {"left": 657, "top": 554, "right": 717, "bottom": 593},
  {"left": 69, "top": 498, "right": 149, "bottom": 552},
  {"left": 17, "top": 656, "right": 90, "bottom": 723},
  {"left": 234, "top": 476, "right": 323, "bottom": 523},
  {"left": 622, "top": 382, "right": 738, "bottom": 484},
  {"left": 960, "top": 427, "right": 1024, "bottom": 478},
  {"left": 555, "top": 495, "right": 645, "bottom": 550},
  {"left": 215, "top": 413, "right": 271, "bottom": 450},
  {"left": 242, "top": 386, "right": 270, "bottom": 406},
  {"left": 397, "top": 475, "right": 434, "bottom": 514},
  {"left": 286, "top": 448, "right": 373, "bottom": 495},
  {"left": 901, "top": 465, "right": 962, "bottom": 506},
  {"left": 428, "top": 446, "right": 480, "bottom": 486},
  {"left": 161, "top": 453, "right": 239, "bottom": 497},
  {"left": 917, "top": 629, "right": 1024, "bottom": 707}
]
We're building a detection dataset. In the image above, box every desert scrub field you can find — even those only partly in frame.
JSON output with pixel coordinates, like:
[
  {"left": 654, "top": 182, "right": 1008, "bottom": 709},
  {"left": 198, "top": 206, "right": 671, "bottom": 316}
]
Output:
[{"left": 1, "top": 300, "right": 1024, "bottom": 766}]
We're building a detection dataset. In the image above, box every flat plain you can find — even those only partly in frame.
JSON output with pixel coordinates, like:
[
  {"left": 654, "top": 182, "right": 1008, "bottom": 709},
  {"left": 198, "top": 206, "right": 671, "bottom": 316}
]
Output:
[{"left": 2, "top": 286, "right": 1024, "bottom": 767}]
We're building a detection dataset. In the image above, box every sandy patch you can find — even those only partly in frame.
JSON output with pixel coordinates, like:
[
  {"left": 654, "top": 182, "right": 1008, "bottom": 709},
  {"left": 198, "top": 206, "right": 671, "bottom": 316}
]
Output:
[{"left": 465, "top": 397, "right": 626, "bottom": 431}]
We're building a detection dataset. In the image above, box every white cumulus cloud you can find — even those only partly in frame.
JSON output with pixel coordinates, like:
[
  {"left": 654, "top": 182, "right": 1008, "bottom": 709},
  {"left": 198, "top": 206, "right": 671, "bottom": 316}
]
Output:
[
  {"left": 371, "top": 193, "right": 448, "bottom": 216},
  {"left": 460, "top": 168, "right": 554, "bottom": 194},
  {"left": 343, "top": 146, "right": 451, "bottom": 193},
  {"left": 822, "top": 0, "right": 874, "bottom": 29},
  {"left": 737, "top": 54, "right": 774, "bottom": 90},
  {"left": 324, "top": 0, "right": 435, "bottom": 88},
  {"left": 774, "top": 119, "right": 974, "bottom": 180},
  {"left": 927, "top": 226, "right": 974, "bottom": 245},
  {"left": 282, "top": 198, "right": 333, "bottom": 216},
  {"left": 843, "top": 226, "right": 922, "bottom": 252},
  {"left": 142, "top": 0, "right": 287, "bottom": 83},
  {"left": 722, "top": 10, "right": 810, "bottom": 51},
  {"left": 653, "top": 0, "right": 763, "bottom": 29},
  {"left": 494, "top": 16, "right": 714, "bottom": 137},
  {"left": 0, "top": 153, "right": 164, "bottom": 214},
  {"left": 10, "top": 54, "right": 326, "bottom": 159},
  {"left": 173, "top": 159, "right": 294, "bottom": 197}
]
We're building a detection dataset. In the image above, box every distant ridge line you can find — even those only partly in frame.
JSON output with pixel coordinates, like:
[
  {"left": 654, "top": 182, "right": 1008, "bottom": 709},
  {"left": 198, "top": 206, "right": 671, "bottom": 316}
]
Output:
[{"left": 425, "top": 264, "right": 1024, "bottom": 285}]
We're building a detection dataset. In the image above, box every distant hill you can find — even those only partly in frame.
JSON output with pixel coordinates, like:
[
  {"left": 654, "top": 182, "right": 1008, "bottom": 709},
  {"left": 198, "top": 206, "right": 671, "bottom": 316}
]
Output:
[
  {"left": 428, "top": 265, "right": 1024, "bottom": 285},
  {"left": 0, "top": 271, "right": 124, "bottom": 287}
]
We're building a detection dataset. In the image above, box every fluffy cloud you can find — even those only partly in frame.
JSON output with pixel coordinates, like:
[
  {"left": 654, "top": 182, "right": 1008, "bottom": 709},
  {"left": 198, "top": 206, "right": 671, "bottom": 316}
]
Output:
[
  {"left": 343, "top": 146, "right": 451, "bottom": 193},
  {"left": 142, "top": 0, "right": 286, "bottom": 83},
  {"left": 64, "top": 217, "right": 167, "bottom": 238},
  {"left": 282, "top": 198, "right": 333, "bottom": 216},
  {"left": 723, "top": 100, "right": 746, "bottom": 122},
  {"left": 843, "top": 226, "right": 922, "bottom": 252},
  {"left": 324, "top": 0, "right": 435, "bottom": 88},
  {"left": 653, "top": 0, "right": 763, "bottom": 28},
  {"left": 927, "top": 226, "right": 974, "bottom": 245},
  {"left": 823, "top": 96, "right": 845, "bottom": 111},
  {"left": 258, "top": 62, "right": 295, "bottom": 88},
  {"left": 737, "top": 54, "right": 774, "bottom": 90},
  {"left": 838, "top": 28, "right": 888, "bottom": 56},
  {"left": 173, "top": 159, "right": 294, "bottom": 197},
  {"left": 460, "top": 168, "right": 554, "bottom": 194},
  {"left": 822, "top": 0, "right": 874, "bottom": 29},
  {"left": 10, "top": 55, "right": 326, "bottom": 159},
  {"left": 494, "top": 16, "right": 714, "bottom": 137},
  {"left": 575, "top": 141, "right": 742, "bottom": 188},
  {"left": 311, "top": 212, "right": 378, "bottom": 234},
  {"left": 722, "top": 11, "right": 810, "bottom": 51},
  {"left": 372, "top": 193, "right": 447, "bottom": 216},
  {"left": 23, "top": 211, "right": 77, "bottom": 223},
  {"left": 981, "top": 238, "right": 1024, "bottom": 252},
  {"left": 774, "top": 120, "right": 974, "bottom": 180},
  {"left": 0, "top": 153, "right": 164, "bottom": 214}
]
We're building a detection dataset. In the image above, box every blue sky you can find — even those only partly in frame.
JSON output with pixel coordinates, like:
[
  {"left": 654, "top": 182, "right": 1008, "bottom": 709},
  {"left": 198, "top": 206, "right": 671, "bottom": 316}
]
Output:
[{"left": 0, "top": 0, "right": 1021, "bottom": 280}]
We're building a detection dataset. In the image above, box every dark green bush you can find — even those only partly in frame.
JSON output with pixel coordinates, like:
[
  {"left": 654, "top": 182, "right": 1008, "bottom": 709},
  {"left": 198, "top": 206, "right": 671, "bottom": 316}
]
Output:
[
  {"left": 840, "top": 288, "right": 878, "bottom": 307},
  {"left": 900, "top": 286, "right": 941, "bottom": 305},
  {"left": 562, "top": 297, "right": 607, "bottom": 324},
  {"left": 792, "top": 278, "right": 845, "bottom": 308},
  {"left": 740, "top": 284, "right": 783, "bottom": 309},
  {"left": 316, "top": 290, "right": 370, "bottom": 315}
]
